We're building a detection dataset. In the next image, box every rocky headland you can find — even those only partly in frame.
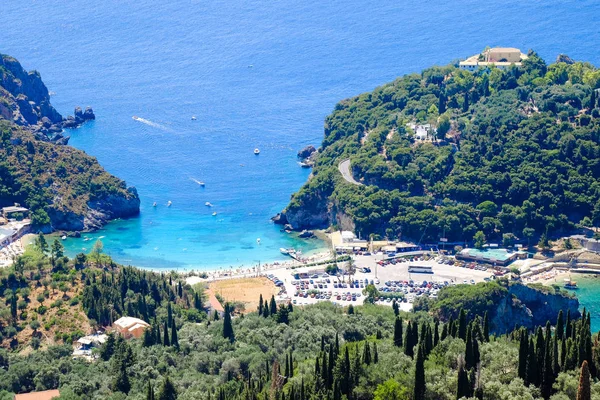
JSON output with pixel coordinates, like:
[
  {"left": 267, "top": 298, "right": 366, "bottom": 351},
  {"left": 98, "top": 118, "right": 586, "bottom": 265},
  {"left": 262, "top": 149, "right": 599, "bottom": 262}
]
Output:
[{"left": 0, "top": 54, "right": 139, "bottom": 232}]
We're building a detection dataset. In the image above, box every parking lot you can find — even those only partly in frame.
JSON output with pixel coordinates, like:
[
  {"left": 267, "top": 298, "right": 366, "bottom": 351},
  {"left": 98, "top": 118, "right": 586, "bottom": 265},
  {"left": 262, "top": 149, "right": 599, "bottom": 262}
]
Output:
[{"left": 267, "top": 252, "right": 498, "bottom": 309}]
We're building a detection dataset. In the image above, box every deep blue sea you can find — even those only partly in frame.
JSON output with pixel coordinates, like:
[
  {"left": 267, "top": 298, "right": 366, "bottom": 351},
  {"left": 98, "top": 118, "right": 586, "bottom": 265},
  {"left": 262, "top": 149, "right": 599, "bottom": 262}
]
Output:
[{"left": 3, "top": 0, "right": 600, "bottom": 272}]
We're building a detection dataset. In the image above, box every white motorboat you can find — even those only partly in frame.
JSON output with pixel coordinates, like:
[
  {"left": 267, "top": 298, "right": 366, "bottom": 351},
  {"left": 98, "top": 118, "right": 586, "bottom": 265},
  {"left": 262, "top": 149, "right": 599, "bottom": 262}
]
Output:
[{"left": 254, "top": 148, "right": 260, "bottom": 155}]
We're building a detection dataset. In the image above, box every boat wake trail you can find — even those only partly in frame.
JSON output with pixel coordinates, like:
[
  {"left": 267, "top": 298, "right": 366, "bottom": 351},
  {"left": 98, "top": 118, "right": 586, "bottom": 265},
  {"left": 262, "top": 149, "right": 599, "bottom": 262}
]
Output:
[
  {"left": 132, "top": 116, "right": 172, "bottom": 131},
  {"left": 190, "top": 178, "right": 205, "bottom": 186}
]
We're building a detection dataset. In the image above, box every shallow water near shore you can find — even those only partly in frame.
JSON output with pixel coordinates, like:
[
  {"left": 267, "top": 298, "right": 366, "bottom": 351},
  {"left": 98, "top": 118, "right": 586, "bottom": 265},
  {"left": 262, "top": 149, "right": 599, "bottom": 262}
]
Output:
[
  {"left": 561, "top": 276, "right": 600, "bottom": 332},
  {"left": 3, "top": 0, "right": 600, "bottom": 270}
]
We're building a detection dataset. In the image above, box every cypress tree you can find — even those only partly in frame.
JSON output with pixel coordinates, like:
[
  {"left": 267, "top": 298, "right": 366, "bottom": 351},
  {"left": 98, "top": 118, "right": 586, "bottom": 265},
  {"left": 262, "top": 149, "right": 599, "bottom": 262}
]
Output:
[
  {"left": 284, "top": 354, "right": 290, "bottom": 377},
  {"left": 321, "top": 336, "right": 325, "bottom": 352},
  {"left": 157, "top": 376, "right": 178, "bottom": 400},
  {"left": 448, "top": 315, "right": 455, "bottom": 338},
  {"left": 473, "top": 334, "right": 480, "bottom": 367},
  {"left": 552, "top": 335, "right": 559, "bottom": 377},
  {"left": 462, "top": 91, "right": 469, "bottom": 112},
  {"left": 425, "top": 325, "right": 433, "bottom": 356},
  {"left": 404, "top": 321, "right": 414, "bottom": 357},
  {"left": 536, "top": 327, "right": 545, "bottom": 382},
  {"left": 590, "top": 89, "right": 596, "bottom": 110},
  {"left": 526, "top": 337, "right": 537, "bottom": 386},
  {"left": 163, "top": 321, "right": 170, "bottom": 346},
  {"left": 392, "top": 299, "right": 399, "bottom": 316},
  {"left": 578, "top": 360, "right": 591, "bottom": 400},
  {"left": 327, "top": 347, "right": 334, "bottom": 387},
  {"left": 113, "top": 366, "right": 131, "bottom": 394},
  {"left": 335, "top": 333, "right": 340, "bottom": 357},
  {"left": 456, "top": 359, "right": 471, "bottom": 399},
  {"left": 171, "top": 322, "right": 179, "bottom": 349},
  {"left": 441, "top": 323, "right": 448, "bottom": 341},
  {"left": 314, "top": 356, "right": 320, "bottom": 377},
  {"left": 223, "top": 306, "right": 235, "bottom": 343},
  {"left": 541, "top": 338, "right": 555, "bottom": 399},
  {"left": 561, "top": 336, "right": 567, "bottom": 371},
  {"left": 341, "top": 347, "right": 351, "bottom": 396},
  {"left": 566, "top": 337, "right": 578, "bottom": 371},
  {"left": 566, "top": 310, "right": 572, "bottom": 339},
  {"left": 373, "top": 342, "right": 379, "bottom": 364},
  {"left": 483, "top": 311, "right": 490, "bottom": 342},
  {"left": 518, "top": 330, "right": 529, "bottom": 380},
  {"left": 413, "top": 344, "right": 426, "bottom": 400},
  {"left": 434, "top": 321, "right": 440, "bottom": 347},
  {"left": 458, "top": 309, "right": 467, "bottom": 340},
  {"left": 258, "top": 294, "right": 263, "bottom": 314},
  {"left": 412, "top": 321, "right": 420, "bottom": 350},
  {"left": 270, "top": 295, "right": 277, "bottom": 315},
  {"left": 321, "top": 351, "right": 328, "bottom": 387},
  {"left": 143, "top": 326, "right": 155, "bottom": 347},
  {"left": 146, "top": 381, "right": 155, "bottom": 400},
  {"left": 290, "top": 350, "right": 295, "bottom": 378},
  {"left": 167, "top": 302, "right": 173, "bottom": 327},
  {"left": 438, "top": 92, "right": 446, "bottom": 114},
  {"left": 263, "top": 300, "right": 270, "bottom": 318},
  {"left": 394, "top": 317, "right": 403, "bottom": 347},
  {"left": 556, "top": 310, "right": 564, "bottom": 341},
  {"left": 363, "top": 342, "right": 371, "bottom": 365},
  {"left": 465, "top": 325, "right": 475, "bottom": 370}
]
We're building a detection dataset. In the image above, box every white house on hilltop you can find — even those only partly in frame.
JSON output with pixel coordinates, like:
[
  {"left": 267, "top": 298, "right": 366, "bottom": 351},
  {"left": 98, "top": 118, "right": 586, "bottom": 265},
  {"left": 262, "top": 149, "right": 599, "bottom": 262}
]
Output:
[{"left": 459, "top": 47, "right": 528, "bottom": 71}]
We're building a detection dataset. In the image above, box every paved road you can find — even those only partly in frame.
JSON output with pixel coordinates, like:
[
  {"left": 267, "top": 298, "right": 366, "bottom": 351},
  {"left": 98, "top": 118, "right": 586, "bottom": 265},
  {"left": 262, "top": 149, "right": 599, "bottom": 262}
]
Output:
[{"left": 338, "top": 159, "right": 363, "bottom": 185}]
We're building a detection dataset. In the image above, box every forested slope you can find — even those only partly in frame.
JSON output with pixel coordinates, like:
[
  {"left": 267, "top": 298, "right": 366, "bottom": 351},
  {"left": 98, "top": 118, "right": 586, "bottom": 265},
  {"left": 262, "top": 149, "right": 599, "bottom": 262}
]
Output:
[
  {"left": 0, "top": 54, "right": 139, "bottom": 231},
  {"left": 282, "top": 51, "right": 600, "bottom": 244}
]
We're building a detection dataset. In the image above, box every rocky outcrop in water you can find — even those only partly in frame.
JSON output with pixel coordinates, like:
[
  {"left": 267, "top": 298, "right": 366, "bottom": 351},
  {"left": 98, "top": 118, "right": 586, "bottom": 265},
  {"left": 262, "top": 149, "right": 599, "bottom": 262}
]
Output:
[
  {"left": 0, "top": 54, "right": 140, "bottom": 232},
  {"left": 0, "top": 54, "right": 95, "bottom": 143},
  {"left": 298, "top": 145, "right": 316, "bottom": 159}
]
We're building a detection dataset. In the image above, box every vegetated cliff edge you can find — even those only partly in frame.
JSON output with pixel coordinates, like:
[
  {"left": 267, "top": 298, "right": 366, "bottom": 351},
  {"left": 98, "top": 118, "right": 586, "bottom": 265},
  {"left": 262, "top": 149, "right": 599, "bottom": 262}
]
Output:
[
  {"left": 0, "top": 54, "right": 139, "bottom": 231},
  {"left": 425, "top": 280, "right": 580, "bottom": 334},
  {"left": 278, "top": 51, "right": 600, "bottom": 243}
]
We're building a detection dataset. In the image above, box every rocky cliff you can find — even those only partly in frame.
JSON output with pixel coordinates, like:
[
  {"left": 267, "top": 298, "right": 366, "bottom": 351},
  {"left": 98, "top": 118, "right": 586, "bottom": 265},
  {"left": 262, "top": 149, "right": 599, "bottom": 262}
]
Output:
[
  {"left": 0, "top": 54, "right": 95, "bottom": 143},
  {"left": 0, "top": 54, "right": 139, "bottom": 232},
  {"left": 432, "top": 281, "right": 580, "bottom": 334}
]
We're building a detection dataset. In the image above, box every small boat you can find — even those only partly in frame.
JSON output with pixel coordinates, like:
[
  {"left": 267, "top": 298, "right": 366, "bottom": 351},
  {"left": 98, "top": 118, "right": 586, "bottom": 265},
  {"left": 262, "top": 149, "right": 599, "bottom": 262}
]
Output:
[
  {"left": 199, "top": 182, "right": 205, "bottom": 186},
  {"left": 205, "top": 202, "right": 213, "bottom": 207},
  {"left": 61, "top": 235, "right": 67, "bottom": 240},
  {"left": 132, "top": 116, "right": 141, "bottom": 121},
  {"left": 280, "top": 248, "right": 291, "bottom": 255},
  {"left": 191, "top": 116, "right": 197, "bottom": 120},
  {"left": 212, "top": 212, "right": 217, "bottom": 216},
  {"left": 254, "top": 148, "right": 260, "bottom": 155},
  {"left": 167, "top": 201, "right": 172, "bottom": 207},
  {"left": 564, "top": 279, "right": 578, "bottom": 289},
  {"left": 256, "top": 238, "right": 261, "bottom": 244},
  {"left": 153, "top": 202, "right": 157, "bottom": 207}
]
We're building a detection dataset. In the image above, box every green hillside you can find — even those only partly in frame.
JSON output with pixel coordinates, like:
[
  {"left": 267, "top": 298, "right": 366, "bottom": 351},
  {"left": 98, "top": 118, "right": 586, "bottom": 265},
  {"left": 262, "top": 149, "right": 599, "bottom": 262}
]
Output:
[{"left": 283, "top": 51, "right": 600, "bottom": 244}]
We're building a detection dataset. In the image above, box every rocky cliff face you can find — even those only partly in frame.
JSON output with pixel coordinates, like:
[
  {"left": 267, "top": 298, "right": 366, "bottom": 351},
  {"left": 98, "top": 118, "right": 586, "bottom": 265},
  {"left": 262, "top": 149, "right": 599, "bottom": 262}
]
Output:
[
  {"left": 0, "top": 54, "right": 95, "bottom": 143},
  {"left": 0, "top": 54, "right": 139, "bottom": 232},
  {"left": 490, "top": 283, "right": 580, "bottom": 334}
]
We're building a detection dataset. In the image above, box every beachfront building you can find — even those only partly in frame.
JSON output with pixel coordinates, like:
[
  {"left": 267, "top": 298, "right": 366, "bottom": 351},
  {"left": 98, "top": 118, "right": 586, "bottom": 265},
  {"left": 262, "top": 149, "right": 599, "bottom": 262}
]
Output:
[
  {"left": 459, "top": 47, "right": 527, "bottom": 71},
  {"left": 1, "top": 205, "right": 28, "bottom": 220},
  {"left": 113, "top": 316, "right": 150, "bottom": 339},
  {"left": 335, "top": 231, "right": 368, "bottom": 252},
  {"left": 456, "top": 247, "right": 526, "bottom": 267}
]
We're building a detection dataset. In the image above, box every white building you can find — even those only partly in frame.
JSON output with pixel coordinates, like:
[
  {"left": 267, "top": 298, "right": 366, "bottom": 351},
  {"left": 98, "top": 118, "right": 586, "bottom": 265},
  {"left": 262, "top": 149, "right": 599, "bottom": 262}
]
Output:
[
  {"left": 113, "top": 316, "right": 150, "bottom": 339},
  {"left": 459, "top": 47, "right": 528, "bottom": 71},
  {"left": 407, "top": 123, "right": 435, "bottom": 140}
]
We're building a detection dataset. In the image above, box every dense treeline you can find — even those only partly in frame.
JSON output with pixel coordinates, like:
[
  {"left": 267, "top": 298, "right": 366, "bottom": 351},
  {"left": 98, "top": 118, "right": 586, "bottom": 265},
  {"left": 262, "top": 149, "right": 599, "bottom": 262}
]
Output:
[
  {"left": 0, "top": 121, "right": 138, "bottom": 229},
  {"left": 0, "top": 273, "right": 598, "bottom": 399},
  {"left": 285, "top": 51, "right": 600, "bottom": 244}
]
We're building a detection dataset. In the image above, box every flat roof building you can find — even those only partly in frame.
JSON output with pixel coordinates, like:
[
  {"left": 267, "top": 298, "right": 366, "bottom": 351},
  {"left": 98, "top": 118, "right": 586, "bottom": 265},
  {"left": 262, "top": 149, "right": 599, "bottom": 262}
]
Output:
[{"left": 459, "top": 47, "right": 528, "bottom": 71}]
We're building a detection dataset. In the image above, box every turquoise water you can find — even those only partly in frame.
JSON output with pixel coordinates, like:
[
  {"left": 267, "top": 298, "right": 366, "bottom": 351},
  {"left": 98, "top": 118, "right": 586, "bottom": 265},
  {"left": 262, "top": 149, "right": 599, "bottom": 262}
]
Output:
[
  {"left": 563, "top": 276, "right": 600, "bottom": 333},
  {"left": 3, "top": 0, "right": 600, "bottom": 270}
]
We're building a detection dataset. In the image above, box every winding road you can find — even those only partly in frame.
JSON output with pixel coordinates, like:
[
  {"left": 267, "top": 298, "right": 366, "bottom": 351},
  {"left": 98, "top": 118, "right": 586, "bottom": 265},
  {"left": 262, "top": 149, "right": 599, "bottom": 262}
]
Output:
[{"left": 338, "top": 159, "right": 363, "bottom": 186}]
